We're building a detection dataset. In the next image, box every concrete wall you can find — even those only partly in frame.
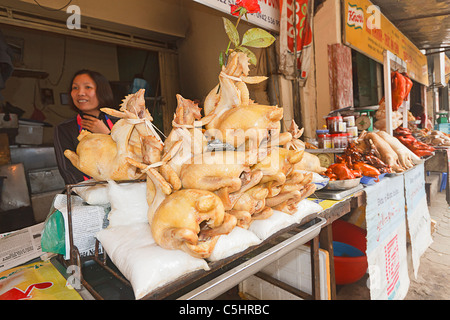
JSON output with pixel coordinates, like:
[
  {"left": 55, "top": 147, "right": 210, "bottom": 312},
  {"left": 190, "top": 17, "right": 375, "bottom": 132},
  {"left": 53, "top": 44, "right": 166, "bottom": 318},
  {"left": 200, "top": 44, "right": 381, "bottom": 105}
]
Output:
[
  {"left": 0, "top": 1, "right": 286, "bottom": 144},
  {"left": 176, "top": 1, "right": 265, "bottom": 103},
  {"left": 10, "top": 0, "right": 188, "bottom": 39},
  {"left": 311, "top": 0, "right": 342, "bottom": 133}
]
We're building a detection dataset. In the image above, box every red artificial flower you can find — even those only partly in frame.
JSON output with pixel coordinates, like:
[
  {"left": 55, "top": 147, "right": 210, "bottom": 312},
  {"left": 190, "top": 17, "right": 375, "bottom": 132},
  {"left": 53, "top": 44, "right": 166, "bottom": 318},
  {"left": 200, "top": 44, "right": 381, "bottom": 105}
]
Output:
[{"left": 230, "top": 0, "right": 261, "bottom": 16}]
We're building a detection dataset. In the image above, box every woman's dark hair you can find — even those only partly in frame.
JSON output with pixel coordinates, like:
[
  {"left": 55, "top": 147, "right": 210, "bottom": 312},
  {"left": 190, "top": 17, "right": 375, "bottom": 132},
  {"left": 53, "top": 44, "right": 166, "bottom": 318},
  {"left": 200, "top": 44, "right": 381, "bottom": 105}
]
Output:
[
  {"left": 68, "top": 69, "right": 114, "bottom": 112},
  {"left": 410, "top": 103, "right": 425, "bottom": 118}
]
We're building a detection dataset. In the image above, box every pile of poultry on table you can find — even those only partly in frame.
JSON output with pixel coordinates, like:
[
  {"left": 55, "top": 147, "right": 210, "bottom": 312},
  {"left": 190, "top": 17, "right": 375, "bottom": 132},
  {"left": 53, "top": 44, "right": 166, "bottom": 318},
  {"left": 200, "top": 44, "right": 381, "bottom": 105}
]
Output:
[
  {"left": 325, "top": 70, "right": 436, "bottom": 183},
  {"left": 324, "top": 129, "right": 433, "bottom": 182},
  {"left": 60, "top": 48, "right": 447, "bottom": 299},
  {"left": 64, "top": 51, "right": 326, "bottom": 260}
]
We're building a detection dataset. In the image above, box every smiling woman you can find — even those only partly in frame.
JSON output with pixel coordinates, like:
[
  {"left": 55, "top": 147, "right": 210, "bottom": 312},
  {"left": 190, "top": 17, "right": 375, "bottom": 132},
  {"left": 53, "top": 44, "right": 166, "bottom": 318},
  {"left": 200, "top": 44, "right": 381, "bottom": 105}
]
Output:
[
  {"left": 71, "top": 73, "right": 100, "bottom": 115},
  {"left": 53, "top": 69, "right": 117, "bottom": 184}
]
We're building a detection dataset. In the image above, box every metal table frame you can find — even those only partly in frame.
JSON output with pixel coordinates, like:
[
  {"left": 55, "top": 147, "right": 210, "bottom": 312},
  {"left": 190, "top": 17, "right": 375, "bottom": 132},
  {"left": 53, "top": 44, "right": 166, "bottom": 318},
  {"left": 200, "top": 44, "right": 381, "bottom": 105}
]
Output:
[{"left": 62, "top": 180, "right": 365, "bottom": 300}]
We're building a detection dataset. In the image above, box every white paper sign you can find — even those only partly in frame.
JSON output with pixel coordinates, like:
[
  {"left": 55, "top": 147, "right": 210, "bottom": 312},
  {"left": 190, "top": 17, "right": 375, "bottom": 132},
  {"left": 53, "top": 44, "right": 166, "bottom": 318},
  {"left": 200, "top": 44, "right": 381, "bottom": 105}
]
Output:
[
  {"left": 53, "top": 194, "right": 107, "bottom": 260},
  {"left": 364, "top": 175, "right": 409, "bottom": 300},
  {"left": 403, "top": 163, "right": 433, "bottom": 278},
  {"left": 193, "top": 0, "right": 281, "bottom": 32}
]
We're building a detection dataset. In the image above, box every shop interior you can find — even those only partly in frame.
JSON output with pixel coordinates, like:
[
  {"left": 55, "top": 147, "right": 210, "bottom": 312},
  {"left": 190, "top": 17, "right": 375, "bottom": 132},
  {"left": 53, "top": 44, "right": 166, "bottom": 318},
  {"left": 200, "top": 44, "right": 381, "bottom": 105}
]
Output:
[{"left": 0, "top": 23, "right": 167, "bottom": 232}]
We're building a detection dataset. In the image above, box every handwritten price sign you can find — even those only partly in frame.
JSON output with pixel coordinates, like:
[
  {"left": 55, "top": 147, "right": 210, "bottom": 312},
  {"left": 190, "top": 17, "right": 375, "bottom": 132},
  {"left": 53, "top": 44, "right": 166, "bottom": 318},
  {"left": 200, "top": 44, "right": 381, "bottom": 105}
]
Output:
[
  {"left": 364, "top": 175, "right": 409, "bottom": 300},
  {"left": 403, "top": 163, "right": 433, "bottom": 278}
]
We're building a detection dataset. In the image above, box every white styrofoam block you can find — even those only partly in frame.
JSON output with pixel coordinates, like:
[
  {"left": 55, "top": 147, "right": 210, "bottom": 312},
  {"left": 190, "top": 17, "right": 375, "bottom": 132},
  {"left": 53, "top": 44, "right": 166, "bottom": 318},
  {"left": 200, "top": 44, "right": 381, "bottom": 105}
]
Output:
[
  {"left": 240, "top": 244, "right": 330, "bottom": 300},
  {"left": 241, "top": 275, "right": 302, "bottom": 300}
]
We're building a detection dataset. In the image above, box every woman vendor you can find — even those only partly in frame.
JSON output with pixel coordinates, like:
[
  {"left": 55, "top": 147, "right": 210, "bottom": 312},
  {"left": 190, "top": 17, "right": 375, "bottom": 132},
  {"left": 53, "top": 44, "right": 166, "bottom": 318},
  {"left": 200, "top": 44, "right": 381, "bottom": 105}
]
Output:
[
  {"left": 54, "top": 69, "right": 117, "bottom": 185},
  {"left": 410, "top": 103, "right": 433, "bottom": 130}
]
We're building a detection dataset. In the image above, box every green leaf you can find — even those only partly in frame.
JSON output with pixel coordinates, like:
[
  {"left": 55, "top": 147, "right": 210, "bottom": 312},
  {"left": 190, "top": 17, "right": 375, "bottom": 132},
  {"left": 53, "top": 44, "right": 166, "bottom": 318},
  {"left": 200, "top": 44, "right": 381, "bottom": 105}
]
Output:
[
  {"left": 222, "top": 17, "right": 240, "bottom": 47},
  {"left": 219, "top": 51, "right": 225, "bottom": 67},
  {"left": 241, "top": 28, "right": 275, "bottom": 48},
  {"left": 238, "top": 46, "right": 257, "bottom": 65}
]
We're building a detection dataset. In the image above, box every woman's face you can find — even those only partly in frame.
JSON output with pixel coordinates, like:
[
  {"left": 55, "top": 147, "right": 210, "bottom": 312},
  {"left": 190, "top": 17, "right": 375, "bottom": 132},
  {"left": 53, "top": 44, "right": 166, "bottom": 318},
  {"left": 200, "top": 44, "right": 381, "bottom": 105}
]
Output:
[{"left": 71, "top": 73, "right": 100, "bottom": 115}]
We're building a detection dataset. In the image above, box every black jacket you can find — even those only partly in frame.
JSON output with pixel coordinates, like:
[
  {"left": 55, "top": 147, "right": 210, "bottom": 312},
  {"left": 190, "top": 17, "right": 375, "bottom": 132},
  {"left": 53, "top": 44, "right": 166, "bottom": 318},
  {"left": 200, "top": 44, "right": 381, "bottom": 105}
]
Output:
[{"left": 54, "top": 112, "right": 117, "bottom": 185}]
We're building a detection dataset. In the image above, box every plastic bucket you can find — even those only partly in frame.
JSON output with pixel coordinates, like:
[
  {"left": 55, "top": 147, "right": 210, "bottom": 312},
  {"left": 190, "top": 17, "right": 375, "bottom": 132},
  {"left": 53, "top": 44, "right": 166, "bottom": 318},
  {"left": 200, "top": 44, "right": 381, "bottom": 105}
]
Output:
[{"left": 332, "top": 219, "right": 368, "bottom": 285}]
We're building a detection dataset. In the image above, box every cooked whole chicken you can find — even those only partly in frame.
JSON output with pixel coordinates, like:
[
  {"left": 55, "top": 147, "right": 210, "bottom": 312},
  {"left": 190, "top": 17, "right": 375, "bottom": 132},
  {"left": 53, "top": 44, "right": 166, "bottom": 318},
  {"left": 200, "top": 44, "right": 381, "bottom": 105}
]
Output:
[
  {"left": 86, "top": 43, "right": 328, "bottom": 264},
  {"left": 180, "top": 151, "right": 263, "bottom": 208},
  {"left": 266, "top": 167, "right": 316, "bottom": 215},
  {"left": 213, "top": 104, "right": 284, "bottom": 149},
  {"left": 203, "top": 51, "right": 267, "bottom": 126},
  {"left": 229, "top": 184, "right": 271, "bottom": 228},
  {"left": 164, "top": 94, "right": 203, "bottom": 154},
  {"left": 64, "top": 89, "right": 160, "bottom": 181},
  {"left": 151, "top": 189, "right": 237, "bottom": 258},
  {"left": 285, "top": 120, "right": 327, "bottom": 174},
  {"left": 251, "top": 146, "right": 316, "bottom": 215},
  {"left": 252, "top": 147, "right": 303, "bottom": 196}
]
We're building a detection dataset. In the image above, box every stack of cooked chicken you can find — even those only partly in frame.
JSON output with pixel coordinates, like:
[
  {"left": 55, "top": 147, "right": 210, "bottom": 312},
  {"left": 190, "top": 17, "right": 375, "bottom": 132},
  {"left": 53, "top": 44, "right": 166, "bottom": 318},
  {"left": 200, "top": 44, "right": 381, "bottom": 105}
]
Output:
[{"left": 64, "top": 52, "right": 325, "bottom": 259}]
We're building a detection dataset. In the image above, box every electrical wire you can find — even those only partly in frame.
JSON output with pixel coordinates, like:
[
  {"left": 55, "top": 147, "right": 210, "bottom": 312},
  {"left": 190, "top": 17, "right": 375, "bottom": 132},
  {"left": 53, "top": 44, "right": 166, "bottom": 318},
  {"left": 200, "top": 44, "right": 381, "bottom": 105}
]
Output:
[
  {"left": 33, "top": 0, "right": 73, "bottom": 11},
  {"left": 47, "top": 37, "right": 67, "bottom": 87}
]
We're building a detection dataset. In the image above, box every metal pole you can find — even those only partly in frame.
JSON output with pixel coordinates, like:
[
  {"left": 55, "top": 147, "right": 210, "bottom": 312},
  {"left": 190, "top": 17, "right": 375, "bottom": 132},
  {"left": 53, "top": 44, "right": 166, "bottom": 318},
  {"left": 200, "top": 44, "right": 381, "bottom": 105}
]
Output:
[
  {"left": 403, "top": 95, "right": 409, "bottom": 128},
  {"left": 383, "top": 50, "right": 393, "bottom": 135}
]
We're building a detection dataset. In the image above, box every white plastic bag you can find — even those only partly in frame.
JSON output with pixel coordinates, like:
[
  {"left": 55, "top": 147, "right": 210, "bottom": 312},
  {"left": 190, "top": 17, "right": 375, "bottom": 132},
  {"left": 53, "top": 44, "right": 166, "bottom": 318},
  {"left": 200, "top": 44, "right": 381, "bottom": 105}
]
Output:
[
  {"left": 107, "top": 181, "right": 149, "bottom": 227},
  {"left": 290, "top": 199, "right": 323, "bottom": 224},
  {"left": 96, "top": 223, "right": 210, "bottom": 299},
  {"left": 208, "top": 227, "right": 261, "bottom": 262},
  {"left": 74, "top": 180, "right": 109, "bottom": 205},
  {"left": 249, "top": 210, "right": 296, "bottom": 240}
]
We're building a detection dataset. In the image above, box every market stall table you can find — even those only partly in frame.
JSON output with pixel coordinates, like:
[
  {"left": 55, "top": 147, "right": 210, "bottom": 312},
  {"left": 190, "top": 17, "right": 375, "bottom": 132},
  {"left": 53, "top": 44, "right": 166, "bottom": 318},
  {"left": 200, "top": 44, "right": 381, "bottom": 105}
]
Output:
[
  {"left": 58, "top": 186, "right": 369, "bottom": 300},
  {"left": 62, "top": 217, "right": 327, "bottom": 300},
  {"left": 306, "top": 189, "right": 366, "bottom": 300},
  {"left": 60, "top": 180, "right": 329, "bottom": 300}
]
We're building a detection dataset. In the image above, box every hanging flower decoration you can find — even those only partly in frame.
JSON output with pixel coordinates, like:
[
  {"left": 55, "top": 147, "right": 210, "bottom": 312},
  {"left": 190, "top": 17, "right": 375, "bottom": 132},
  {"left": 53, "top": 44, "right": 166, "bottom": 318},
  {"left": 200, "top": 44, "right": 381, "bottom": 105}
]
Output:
[
  {"left": 220, "top": 0, "right": 276, "bottom": 67},
  {"left": 230, "top": 0, "right": 261, "bottom": 16}
]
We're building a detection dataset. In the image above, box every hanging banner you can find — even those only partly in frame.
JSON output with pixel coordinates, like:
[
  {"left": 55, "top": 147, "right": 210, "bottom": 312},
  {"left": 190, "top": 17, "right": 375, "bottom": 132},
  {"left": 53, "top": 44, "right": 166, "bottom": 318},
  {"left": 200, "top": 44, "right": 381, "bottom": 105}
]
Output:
[
  {"left": 403, "top": 163, "right": 433, "bottom": 279},
  {"left": 343, "top": 0, "right": 428, "bottom": 86},
  {"left": 364, "top": 175, "right": 409, "bottom": 300},
  {"left": 279, "top": 0, "right": 313, "bottom": 83},
  {"left": 193, "top": 0, "right": 280, "bottom": 32}
]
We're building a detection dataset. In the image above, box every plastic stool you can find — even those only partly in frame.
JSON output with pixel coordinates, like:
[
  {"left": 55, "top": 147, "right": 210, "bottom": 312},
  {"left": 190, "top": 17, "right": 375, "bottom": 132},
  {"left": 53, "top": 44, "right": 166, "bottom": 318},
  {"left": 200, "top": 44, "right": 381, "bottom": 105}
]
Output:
[{"left": 440, "top": 172, "right": 447, "bottom": 192}]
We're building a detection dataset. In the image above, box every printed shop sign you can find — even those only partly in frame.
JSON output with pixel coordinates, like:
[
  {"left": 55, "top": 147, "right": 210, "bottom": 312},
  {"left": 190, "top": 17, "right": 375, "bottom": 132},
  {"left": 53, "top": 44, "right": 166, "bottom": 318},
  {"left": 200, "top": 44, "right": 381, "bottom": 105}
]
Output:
[
  {"left": 343, "top": 0, "right": 428, "bottom": 86},
  {"left": 347, "top": 3, "right": 364, "bottom": 30},
  {"left": 364, "top": 175, "right": 409, "bottom": 300},
  {"left": 193, "top": 0, "right": 280, "bottom": 32}
]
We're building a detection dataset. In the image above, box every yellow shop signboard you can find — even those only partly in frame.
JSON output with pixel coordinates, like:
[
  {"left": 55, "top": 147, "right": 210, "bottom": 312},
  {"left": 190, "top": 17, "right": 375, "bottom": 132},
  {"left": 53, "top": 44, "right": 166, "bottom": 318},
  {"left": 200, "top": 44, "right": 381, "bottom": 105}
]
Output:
[{"left": 343, "top": 0, "right": 428, "bottom": 86}]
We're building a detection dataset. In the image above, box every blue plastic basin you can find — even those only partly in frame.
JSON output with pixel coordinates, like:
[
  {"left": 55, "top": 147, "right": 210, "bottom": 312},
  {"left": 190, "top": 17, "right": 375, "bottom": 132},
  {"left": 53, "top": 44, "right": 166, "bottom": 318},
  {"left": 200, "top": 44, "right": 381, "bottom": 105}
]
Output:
[{"left": 333, "top": 241, "right": 364, "bottom": 257}]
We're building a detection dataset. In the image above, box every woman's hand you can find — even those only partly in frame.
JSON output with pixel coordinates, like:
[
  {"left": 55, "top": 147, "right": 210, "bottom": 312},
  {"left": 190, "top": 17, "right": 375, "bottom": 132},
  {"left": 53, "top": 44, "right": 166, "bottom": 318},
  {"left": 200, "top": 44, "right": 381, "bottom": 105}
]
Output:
[{"left": 80, "top": 115, "right": 111, "bottom": 134}]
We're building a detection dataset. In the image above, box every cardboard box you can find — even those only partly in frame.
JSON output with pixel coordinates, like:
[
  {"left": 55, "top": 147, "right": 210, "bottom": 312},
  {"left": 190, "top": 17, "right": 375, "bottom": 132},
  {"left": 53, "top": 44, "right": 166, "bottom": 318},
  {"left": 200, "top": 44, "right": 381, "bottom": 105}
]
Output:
[{"left": 15, "top": 123, "right": 44, "bottom": 145}]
